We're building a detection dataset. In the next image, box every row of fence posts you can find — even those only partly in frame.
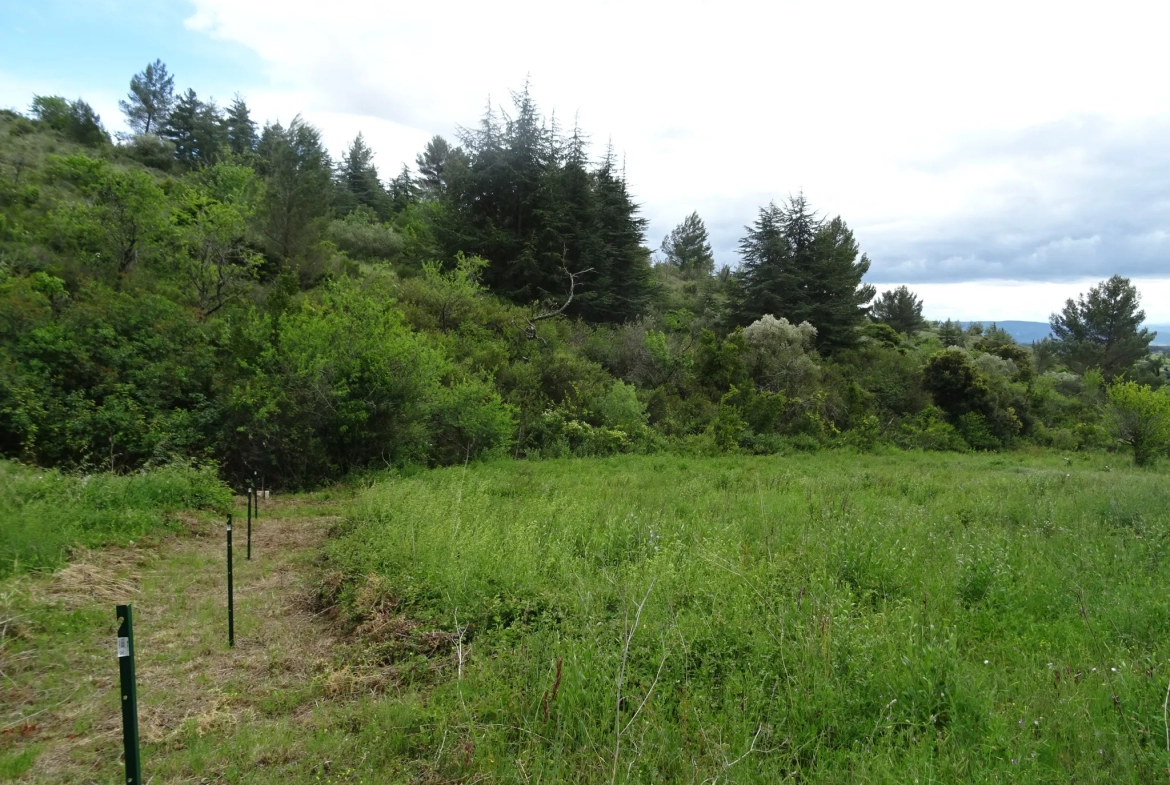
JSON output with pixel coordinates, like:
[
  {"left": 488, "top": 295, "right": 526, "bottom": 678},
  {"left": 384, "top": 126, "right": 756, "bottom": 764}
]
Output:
[{"left": 116, "top": 477, "right": 264, "bottom": 784}]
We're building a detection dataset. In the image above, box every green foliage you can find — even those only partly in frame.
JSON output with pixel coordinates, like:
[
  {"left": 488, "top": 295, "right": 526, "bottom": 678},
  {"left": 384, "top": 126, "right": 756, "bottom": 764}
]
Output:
[
  {"left": 742, "top": 314, "right": 820, "bottom": 395},
  {"left": 414, "top": 135, "right": 457, "bottom": 199},
  {"left": 871, "top": 285, "right": 925, "bottom": 335},
  {"left": 29, "top": 96, "right": 109, "bottom": 146},
  {"left": 659, "top": 211, "right": 715, "bottom": 278},
  {"left": 1051, "top": 275, "right": 1153, "bottom": 379},
  {"left": 922, "top": 349, "right": 1022, "bottom": 447},
  {"left": 119, "top": 59, "right": 175, "bottom": 136},
  {"left": 337, "top": 133, "right": 393, "bottom": 220},
  {"left": 161, "top": 88, "right": 225, "bottom": 167},
  {"left": 327, "top": 211, "right": 404, "bottom": 262},
  {"left": 0, "top": 459, "right": 229, "bottom": 576},
  {"left": 0, "top": 283, "right": 219, "bottom": 469},
  {"left": 219, "top": 279, "right": 514, "bottom": 486},
  {"left": 223, "top": 94, "right": 258, "bottom": 156},
  {"left": 735, "top": 195, "right": 876, "bottom": 352},
  {"left": 48, "top": 155, "right": 169, "bottom": 287},
  {"left": 0, "top": 77, "right": 1151, "bottom": 486},
  {"left": 256, "top": 117, "right": 333, "bottom": 264},
  {"left": 1105, "top": 380, "right": 1170, "bottom": 466},
  {"left": 938, "top": 318, "right": 965, "bottom": 347},
  {"left": 439, "top": 88, "right": 652, "bottom": 322},
  {"left": 170, "top": 162, "right": 262, "bottom": 316}
]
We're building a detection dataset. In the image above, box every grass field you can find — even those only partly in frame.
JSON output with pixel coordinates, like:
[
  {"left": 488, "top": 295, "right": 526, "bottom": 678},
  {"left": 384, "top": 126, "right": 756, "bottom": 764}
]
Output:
[
  {"left": 0, "top": 460, "right": 231, "bottom": 577},
  {"left": 3, "top": 450, "right": 1170, "bottom": 783},
  {"left": 325, "top": 450, "right": 1170, "bottom": 783}
]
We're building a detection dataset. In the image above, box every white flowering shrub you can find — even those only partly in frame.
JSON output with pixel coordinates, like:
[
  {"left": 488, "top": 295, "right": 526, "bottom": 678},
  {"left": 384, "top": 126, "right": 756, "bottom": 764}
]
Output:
[
  {"left": 743, "top": 314, "right": 820, "bottom": 394},
  {"left": 973, "top": 352, "right": 1017, "bottom": 381}
]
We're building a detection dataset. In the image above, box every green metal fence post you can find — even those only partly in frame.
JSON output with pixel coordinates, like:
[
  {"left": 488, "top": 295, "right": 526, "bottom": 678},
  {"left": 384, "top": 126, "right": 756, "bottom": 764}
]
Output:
[
  {"left": 247, "top": 487, "right": 252, "bottom": 561},
  {"left": 116, "top": 604, "right": 142, "bottom": 785},
  {"left": 226, "top": 515, "right": 234, "bottom": 647}
]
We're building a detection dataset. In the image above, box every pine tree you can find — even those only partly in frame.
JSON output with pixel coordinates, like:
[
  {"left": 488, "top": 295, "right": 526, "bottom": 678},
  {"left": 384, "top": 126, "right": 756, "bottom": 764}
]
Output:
[
  {"left": 938, "top": 318, "right": 965, "bottom": 347},
  {"left": 437, "top": 87, "right": 651, "bottom": 322},
  {"left": 582, "top": 151, "right": 652, "bottom": 321},
  {"left": 224, "top": 94, "right": 257, "bottom": 155},
  {"left": 735, "top": 194, "right": 875, "bottom": 351},
  {"left": 119, "top": 60, "right": 174, "bottom": 135},
  {"left": 339, "top": 133, "right": 391, "bottom": 219},
  {"left": 162, "top": 89, "right": 223, "bottom": 167},
  {"left": 1050, "top": 275, "right": 1153, "bottom": 379},
  {"left": 256, "top": 117, "right": 334, "bottom": 261},
  {"left": 660, "top": 212, "right": 715, "bottom": 278},
  {"left": 415, "top": 135, "right": 453, "bottom": 199},
  {"left": 871, "top": 285, "right": 925, "bottom": 335},
  {"left": 388, "top": 165, "right": 418, "bottom": 214}
]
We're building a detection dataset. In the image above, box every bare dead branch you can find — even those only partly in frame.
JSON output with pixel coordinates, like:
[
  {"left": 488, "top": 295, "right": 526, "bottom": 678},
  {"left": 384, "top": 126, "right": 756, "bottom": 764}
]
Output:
[{"left": 523, "top": 253, "right": 594, "bottom": 341}]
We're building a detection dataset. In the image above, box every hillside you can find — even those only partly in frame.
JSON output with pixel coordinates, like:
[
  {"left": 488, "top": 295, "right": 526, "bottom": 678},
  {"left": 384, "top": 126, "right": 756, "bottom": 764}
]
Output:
[{"left": 1, "top": 70, "right": 1168, "bottom": 489}]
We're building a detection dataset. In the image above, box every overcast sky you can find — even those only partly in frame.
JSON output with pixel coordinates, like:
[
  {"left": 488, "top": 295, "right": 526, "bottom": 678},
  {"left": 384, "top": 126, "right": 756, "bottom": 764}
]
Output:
[{"left": 2, "top": 0, "right": 1168, "bottom": 321}]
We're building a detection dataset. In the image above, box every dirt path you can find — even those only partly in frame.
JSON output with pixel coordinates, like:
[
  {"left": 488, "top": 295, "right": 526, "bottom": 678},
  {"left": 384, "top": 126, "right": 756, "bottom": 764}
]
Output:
[{"left": 3, "top": 497, "right": 352, "bottom": 783}]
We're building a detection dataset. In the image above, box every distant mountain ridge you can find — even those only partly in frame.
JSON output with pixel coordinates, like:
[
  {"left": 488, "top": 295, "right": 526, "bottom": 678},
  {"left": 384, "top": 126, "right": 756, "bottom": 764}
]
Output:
[{"left": 953, "top": 321, "right": 1170, "bottom": 345}]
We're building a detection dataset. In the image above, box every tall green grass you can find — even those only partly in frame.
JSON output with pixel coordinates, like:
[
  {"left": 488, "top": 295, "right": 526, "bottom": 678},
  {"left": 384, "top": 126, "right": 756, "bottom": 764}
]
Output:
[
  {"left": 329, "top": 450, "right": 1170, "bottom": 782},
  {"left": 0, "top": 460, "right": 230, "bottom": 576}
]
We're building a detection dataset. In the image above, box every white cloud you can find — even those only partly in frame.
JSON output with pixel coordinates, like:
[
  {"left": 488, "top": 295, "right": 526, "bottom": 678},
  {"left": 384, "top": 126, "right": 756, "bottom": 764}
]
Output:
[
  {"left": 881, "top": 277, "right": 1170, "bottom": 323},
  {"left": 16, "top": 0, "right": 1170, "bottom": 291}
]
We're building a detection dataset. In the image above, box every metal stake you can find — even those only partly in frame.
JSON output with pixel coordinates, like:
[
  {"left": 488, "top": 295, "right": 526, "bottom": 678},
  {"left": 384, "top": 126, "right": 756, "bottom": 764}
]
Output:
[
  {"left": 116, "top": 604, "right": 142, "bottom": 785},
  {"left": 246, "top": 487, "right": 252, "bottom": 561},
  {"left": 226, "top": 515, "right": 234, "bottom": 647}
]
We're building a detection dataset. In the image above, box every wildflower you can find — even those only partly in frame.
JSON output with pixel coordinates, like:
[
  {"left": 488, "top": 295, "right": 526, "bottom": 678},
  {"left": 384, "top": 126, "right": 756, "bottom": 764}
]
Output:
[{"left": 984, "top": 660, "right": 990, "bottom": 665}]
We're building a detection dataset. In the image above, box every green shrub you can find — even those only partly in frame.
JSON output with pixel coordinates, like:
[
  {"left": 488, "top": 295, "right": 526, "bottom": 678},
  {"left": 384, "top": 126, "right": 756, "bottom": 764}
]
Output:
[
  {"left": 327, "top": 212, "right": 404, "bottom": 261},
  {"left": 1106, "top": 380, "right": 1170, "bottom": 465}
]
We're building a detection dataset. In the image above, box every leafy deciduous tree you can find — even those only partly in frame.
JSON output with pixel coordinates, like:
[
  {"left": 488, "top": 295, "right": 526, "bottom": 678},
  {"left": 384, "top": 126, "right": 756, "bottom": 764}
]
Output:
[
  {"left": 1106, "top": 380, "right": 1170, "bottom": 466},
  {"left": 30, "top": 96, "right": 109, "bottom": 146}
]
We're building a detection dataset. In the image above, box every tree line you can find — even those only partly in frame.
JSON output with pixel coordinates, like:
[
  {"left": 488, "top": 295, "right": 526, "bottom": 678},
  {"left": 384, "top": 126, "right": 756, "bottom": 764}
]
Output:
[{"left": 0, "top": 60, "right": 1166, "bottom": 485}]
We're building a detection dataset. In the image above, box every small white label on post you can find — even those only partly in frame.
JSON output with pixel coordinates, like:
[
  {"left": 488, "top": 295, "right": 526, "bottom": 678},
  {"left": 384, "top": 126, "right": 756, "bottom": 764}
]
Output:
[
  {"left": 117, "top": 637, "right": 130, "bottom": 658},
  {"left": 227, "top": 523, "right": 232, "bottom": 532}
]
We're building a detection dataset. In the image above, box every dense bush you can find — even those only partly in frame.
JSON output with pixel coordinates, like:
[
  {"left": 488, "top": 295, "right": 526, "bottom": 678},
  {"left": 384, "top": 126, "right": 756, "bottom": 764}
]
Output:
[{"left": 1106, "top": 380, "right": 1170, "bottom": 466}]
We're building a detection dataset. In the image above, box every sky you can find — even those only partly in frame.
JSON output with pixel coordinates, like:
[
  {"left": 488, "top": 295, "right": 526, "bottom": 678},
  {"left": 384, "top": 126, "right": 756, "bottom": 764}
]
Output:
[{"left": 2, "top": 0, "right": 1168, "bottom": 322}]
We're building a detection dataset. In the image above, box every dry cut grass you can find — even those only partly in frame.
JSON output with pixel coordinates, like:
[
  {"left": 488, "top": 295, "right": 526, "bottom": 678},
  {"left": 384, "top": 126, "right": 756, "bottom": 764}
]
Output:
[{"left": 0, "top": 498, "right": 386, "bottom": 783}]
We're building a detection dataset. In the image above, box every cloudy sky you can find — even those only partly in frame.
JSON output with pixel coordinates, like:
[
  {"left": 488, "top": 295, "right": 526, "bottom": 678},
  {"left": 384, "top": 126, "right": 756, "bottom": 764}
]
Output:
[{"left": 2, "top": 0, "right": 1168, "bottom": 321}]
